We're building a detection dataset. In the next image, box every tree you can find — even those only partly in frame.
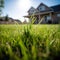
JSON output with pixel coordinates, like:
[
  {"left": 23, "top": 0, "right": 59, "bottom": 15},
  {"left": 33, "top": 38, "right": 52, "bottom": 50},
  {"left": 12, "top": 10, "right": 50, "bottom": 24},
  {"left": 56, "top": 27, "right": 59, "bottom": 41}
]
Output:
[
  {"left": 0, "top": 0, "right": 4, "bottom": 16},
  {"left": 5, "top": 15, "right": 9, "bottom": 21}
]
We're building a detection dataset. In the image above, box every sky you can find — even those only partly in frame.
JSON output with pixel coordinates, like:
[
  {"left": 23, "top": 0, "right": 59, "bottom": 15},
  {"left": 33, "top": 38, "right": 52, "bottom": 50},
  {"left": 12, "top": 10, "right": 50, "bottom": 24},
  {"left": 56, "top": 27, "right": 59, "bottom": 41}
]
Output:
[{"left": 3, "top": 0, "right": 60, "bottom": 22}]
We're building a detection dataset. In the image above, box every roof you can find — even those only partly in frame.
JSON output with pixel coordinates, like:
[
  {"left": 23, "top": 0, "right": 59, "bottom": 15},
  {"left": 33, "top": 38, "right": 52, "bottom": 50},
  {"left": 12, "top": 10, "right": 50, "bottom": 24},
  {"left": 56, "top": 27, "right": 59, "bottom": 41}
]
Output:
[
  {"left": 26, "top": 3, "right": 60, "bottom": 16},
  {"left": 50, "top": 4, "right": 60, "bottom": 12},
  {"left": 37, "top": 3, "right": 60, "bottom": 12},
  {"left": 28, "top": 7, "right": 35, "bottom": 12}
]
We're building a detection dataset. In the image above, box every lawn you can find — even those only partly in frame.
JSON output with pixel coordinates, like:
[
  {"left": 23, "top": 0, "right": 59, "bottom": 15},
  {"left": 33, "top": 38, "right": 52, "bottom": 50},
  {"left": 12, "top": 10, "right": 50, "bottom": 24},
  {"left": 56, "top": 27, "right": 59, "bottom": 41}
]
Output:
[{"left": 0, "top": 24, "right": 60, "bottom": 60}]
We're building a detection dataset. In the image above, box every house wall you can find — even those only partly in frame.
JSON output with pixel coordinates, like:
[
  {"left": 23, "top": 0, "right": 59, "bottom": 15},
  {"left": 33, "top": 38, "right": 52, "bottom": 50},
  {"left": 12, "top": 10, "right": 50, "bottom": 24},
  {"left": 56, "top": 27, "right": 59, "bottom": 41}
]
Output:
[
  {"left": 39, "top": 12, "right": 60, "bottom": 24},
  {"left": 29, "top": 12, "right": 60, "bottom": 24},
  {"left": 52, "top": 12, "right": 60, "bottom": 23},
  {"left": 39, "top": 13, "right": 52, "bottom": 24}
]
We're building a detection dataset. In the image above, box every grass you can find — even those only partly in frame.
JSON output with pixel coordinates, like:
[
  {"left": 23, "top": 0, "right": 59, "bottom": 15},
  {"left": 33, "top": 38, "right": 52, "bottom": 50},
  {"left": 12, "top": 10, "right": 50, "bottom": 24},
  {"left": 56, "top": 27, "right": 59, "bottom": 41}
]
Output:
[{"left": 0, "top": 24, "right": 60, "bottom": 60}]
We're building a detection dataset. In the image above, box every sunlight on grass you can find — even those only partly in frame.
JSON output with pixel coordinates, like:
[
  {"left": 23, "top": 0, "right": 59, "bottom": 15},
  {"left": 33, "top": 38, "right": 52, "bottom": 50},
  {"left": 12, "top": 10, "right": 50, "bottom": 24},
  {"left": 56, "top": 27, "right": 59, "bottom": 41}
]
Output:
[{"left": 0, "top": 24, "right": 60, "bottom": 60}]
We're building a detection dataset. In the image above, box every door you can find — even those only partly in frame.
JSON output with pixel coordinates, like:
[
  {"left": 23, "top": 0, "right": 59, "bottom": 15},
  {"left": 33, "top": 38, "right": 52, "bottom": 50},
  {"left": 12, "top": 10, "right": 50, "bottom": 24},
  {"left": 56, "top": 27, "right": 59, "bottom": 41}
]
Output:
[
  {"left": 45, "top": 15, "right": 51, "bottom": 21},
  {"left": 45, "top": 16, "right": 47, "bottom": 22}
]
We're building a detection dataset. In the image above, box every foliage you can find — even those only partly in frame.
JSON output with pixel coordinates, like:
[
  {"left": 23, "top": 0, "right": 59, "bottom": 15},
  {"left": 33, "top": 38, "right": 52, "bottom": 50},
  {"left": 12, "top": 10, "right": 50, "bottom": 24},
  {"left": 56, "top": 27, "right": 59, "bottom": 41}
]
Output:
[
  {"left": 5, "top": 15, "right": 9, "bottom": 21},
  {"left": 0, "top": 24, "right": 60, "bottom": 60},
  {"left": 0, "top": 0, "right": 4, "bottom": 16}
]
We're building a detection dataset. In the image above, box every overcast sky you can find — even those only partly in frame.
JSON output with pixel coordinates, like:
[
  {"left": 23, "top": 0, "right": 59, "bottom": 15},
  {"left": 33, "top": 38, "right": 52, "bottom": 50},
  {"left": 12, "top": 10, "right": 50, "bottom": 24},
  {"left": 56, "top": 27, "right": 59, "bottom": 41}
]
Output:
[{"left": 3, "top": 0, "right": 60, "bottom": 22}]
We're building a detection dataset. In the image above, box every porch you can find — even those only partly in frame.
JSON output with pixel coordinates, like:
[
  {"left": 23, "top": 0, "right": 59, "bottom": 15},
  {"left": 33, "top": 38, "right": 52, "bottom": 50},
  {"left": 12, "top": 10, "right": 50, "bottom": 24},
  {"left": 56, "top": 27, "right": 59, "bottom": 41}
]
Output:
[{"left": 24, "top": 12, "right": 53, "bottom": 24}]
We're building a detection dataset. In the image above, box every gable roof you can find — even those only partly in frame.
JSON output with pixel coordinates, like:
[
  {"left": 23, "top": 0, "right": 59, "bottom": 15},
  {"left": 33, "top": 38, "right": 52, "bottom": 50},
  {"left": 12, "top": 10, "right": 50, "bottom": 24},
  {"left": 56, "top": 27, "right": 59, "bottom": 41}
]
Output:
[
  {"left": 27, "top": 6, "right": 39, "bottom": 14},
  {"left": 27, "top": 3, "right": 60, "bottom": 14},
  {"left": 50, "top": 4, "right": 60, "bottom": 12},
  {"left": 37, "top": 3, "right": 53, "bottom": 12},
  {"left": 28, "top": 7, "right": 35, "bottom": 12},
  {"left": 37, "top": 3, "right": 45, "bottom": 9}
]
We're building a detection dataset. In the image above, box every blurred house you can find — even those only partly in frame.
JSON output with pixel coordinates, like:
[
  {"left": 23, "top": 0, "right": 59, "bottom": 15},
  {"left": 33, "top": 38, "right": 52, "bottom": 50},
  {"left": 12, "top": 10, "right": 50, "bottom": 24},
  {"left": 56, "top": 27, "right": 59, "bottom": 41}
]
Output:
[
  {"left": 0, "top": 16, "right": 22, "bottom": 24},
  {"left": 24, "top": 3, "right": 60, "bottom": 24},
  {"left": 14, "top": 19, "right": 22, "bottom": 24}
]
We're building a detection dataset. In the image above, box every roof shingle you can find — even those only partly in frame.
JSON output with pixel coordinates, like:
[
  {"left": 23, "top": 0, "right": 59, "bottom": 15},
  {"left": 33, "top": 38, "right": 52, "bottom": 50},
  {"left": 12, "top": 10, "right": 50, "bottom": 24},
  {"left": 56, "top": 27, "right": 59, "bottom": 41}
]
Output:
[{"left": 50, "top": 4, "right": 60, "bottom": 12}]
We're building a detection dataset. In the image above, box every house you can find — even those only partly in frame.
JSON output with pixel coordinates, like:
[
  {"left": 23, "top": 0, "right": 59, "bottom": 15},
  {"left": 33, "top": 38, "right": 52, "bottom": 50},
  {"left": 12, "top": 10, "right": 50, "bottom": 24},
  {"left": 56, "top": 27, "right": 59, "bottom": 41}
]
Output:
[
  {"left": 0, "top": 17, "right": 22, "bottom": 24},
  {"left": 24, "top": 3, "right": 60, "bottom": 24},
  {"left": 14, "top": 19, "right": 22, "bottom": 24}
]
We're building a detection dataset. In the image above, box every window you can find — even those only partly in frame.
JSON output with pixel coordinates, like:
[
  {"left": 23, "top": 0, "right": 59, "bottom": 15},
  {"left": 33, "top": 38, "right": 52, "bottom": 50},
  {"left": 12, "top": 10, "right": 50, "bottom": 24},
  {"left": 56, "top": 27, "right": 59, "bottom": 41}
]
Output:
[
  {"left": 31, "top": 10, "right": 34, "bottom": 12},
  {"left": 57, "top": 14, "right": 60, "bottom": 17},
  {"left": 29, "top": 9, "right": 34, "bottom": 13},
  {"left": 29, "top": 10, "right": 34, "bottom": 14},
  {"left": 47, "top": 16, "right": 51, "bottom": 20},
  {"left": 33, "top": 10, "right": 36, "bottom": 13},
  {"left": 44, "top": 15, "right": 51, "bottom": 22},
  {"left": 39, "top": 6, "right": 45, "bottom": 11}
]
